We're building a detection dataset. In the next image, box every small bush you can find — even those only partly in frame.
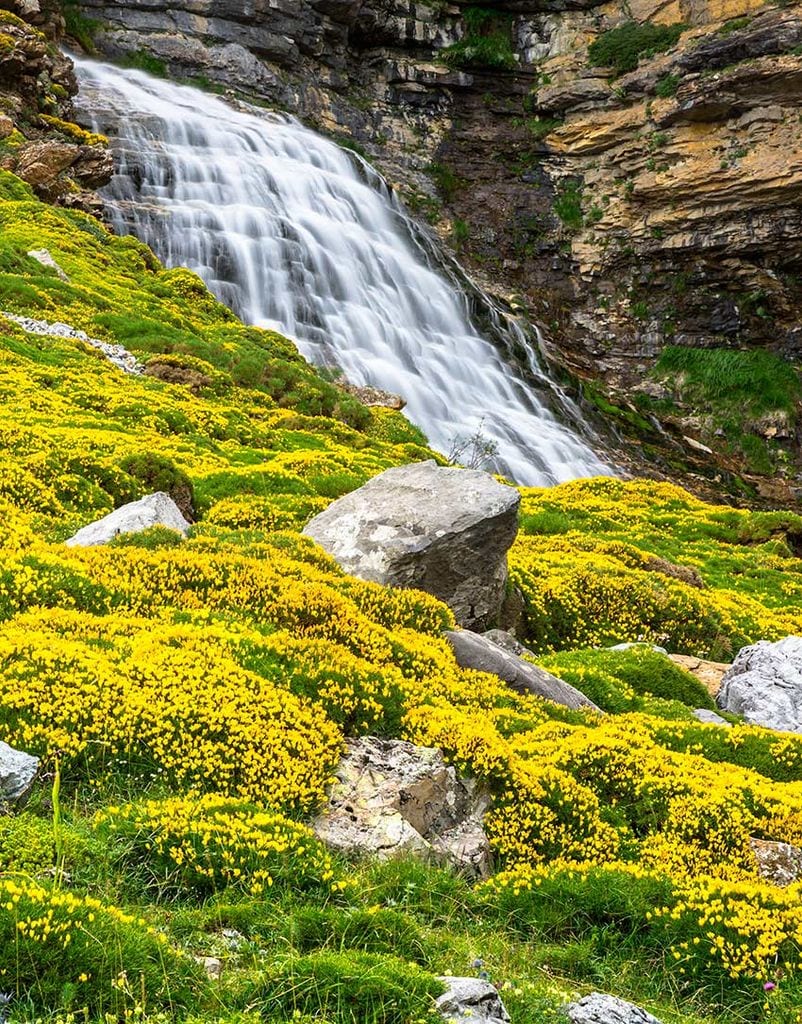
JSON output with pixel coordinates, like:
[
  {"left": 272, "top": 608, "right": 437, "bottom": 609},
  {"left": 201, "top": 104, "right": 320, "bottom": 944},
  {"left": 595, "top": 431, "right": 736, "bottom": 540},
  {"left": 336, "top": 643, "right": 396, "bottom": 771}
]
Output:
[
  {"left": 441, "top": 7, "right": 517, "bottom": 71},
  {"left": 654, "top": 73, "right": 680, "bottom": 97},
  {"left": 290, "top": 906, "right": 431, "bottom": 964},
  {"left": 588, "top": 22, "right": 686, "bottom": 75}
]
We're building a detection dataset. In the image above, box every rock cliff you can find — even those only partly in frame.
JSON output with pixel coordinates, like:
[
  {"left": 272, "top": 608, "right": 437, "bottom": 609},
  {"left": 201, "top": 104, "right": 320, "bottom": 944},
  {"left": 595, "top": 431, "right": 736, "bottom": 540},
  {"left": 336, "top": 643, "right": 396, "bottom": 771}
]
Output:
[
  {"left": 67, "top": 0, "right": 802, "bottom": 500},
  {"left": 0, "top": 0, "right": 111, "bottom": 207}
]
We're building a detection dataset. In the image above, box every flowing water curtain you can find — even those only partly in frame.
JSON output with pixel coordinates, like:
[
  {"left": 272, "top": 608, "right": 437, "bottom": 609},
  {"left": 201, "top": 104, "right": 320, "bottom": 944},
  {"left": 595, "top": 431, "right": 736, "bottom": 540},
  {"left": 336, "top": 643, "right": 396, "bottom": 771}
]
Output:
[{"left": 73, "top": 60, "right": 609, "bottom": 486}]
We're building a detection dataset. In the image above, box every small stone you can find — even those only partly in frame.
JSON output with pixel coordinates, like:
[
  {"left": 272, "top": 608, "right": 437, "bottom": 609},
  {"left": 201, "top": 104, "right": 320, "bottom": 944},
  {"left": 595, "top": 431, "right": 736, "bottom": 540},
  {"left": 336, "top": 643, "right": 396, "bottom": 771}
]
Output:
[
  {"left": 194, "top": 956, "right": 223, "bottom": 980},
  {"left": 436, "top": 976, "right": 510, "bottom": 1024},
  {"left": 751, "top": 838, "right": 802, "bottom": 886},
  {"left": 693, "top": 708, "right": 731, "bottom": 726},
  {"left": 65, "top": 492, "right": 191, "bottom": 547},
  {"left": 0, "top": 740, "right": 39, "bottom": 804}
]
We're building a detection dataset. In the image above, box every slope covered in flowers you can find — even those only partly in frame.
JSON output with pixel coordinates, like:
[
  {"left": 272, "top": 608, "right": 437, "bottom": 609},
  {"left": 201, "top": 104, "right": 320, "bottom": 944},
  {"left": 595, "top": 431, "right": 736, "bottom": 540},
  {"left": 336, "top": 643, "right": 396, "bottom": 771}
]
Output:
[{"left": 1, "top": 170, "right": 802, "bottom": 1024}]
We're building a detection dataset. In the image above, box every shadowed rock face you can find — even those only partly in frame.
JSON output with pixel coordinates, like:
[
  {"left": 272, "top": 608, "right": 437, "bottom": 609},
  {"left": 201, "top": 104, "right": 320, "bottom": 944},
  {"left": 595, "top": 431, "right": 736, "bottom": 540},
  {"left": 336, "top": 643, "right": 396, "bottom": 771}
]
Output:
[
  {"left": 303, "top": 461, "right": 520, "bottom": 630},
  {"left": 717, "top": 636, "right": 802, "bottom": 732}
]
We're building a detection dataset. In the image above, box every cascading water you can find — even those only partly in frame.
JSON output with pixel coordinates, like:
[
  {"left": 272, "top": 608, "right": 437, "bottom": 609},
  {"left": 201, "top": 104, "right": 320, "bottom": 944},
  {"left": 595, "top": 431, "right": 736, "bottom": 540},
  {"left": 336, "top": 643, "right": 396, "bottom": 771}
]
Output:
[{"left": 73, "top": 58, "right": 610, "bottom": 485}]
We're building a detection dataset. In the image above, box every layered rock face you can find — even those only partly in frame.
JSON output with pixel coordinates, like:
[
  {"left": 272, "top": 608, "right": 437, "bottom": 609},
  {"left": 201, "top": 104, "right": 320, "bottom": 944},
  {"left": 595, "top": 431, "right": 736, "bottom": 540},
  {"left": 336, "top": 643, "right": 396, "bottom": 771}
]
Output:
[
  {"left": 0, "top": 0, "right": 112, "bottom": 207},
  {"left": 71, "top": 0, "right": 802, "bottom": 498}
]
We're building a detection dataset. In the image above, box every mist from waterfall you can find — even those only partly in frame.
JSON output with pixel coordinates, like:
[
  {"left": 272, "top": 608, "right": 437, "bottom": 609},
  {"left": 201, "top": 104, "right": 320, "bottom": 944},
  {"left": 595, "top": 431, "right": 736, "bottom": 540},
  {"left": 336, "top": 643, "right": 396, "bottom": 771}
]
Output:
[{"left": 74, "top": 59, "right": 610, "bottom": 485}]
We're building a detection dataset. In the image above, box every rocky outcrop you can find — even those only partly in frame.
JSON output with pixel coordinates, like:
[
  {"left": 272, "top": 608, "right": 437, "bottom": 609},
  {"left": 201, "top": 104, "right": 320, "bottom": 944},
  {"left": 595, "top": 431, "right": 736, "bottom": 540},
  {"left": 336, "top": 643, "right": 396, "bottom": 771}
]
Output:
[
  {"left": 65, "top": 491, "right": 191, "bottom": 546},
  {"left": 669, "top": 654, "right": 730, "bottom": 697},
  {"left": 446, "top": 629, "right": 600, "bottom": 712},
  {"left": 751, "top": 837, "right": 802, "bottom": 886},
  {"left": 436, "top": 977, "right": 510, "bottom": 1024},
  {"left": 566, "top": 992, "right": 664, "bottom": 1024},
  {"left": 1, "top": 313, "right": 143, "bottom": 373},
  {"left": 0, "top": 2, "right": 112, "bottom": 208},
  {"left": 717, "top": 636, "right": 802, "bottom": 732},
  {"left": 303, "top": 461, "right": 520, "bottom": 630},
  {"left": 0, "top": 740, "right": 39, "bottom": 804},
  {"left": 312, "top": 736, "right": 492, "bottom": 879}
]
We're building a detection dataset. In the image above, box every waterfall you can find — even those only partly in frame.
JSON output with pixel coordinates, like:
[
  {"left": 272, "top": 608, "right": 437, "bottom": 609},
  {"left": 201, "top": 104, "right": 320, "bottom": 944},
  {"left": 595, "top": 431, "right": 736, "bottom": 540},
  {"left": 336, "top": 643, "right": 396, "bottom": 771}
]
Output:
[{"left": 73, "top": 59, "right": 610, "bottom": 486}]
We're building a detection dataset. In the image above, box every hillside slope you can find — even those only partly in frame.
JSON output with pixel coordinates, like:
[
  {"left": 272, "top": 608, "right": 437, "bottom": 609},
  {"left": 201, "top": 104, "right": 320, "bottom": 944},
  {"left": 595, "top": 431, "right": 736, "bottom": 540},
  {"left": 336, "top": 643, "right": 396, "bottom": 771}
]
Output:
[{"left": 2, "top": 167, "right": 802, "bottom": 1024}]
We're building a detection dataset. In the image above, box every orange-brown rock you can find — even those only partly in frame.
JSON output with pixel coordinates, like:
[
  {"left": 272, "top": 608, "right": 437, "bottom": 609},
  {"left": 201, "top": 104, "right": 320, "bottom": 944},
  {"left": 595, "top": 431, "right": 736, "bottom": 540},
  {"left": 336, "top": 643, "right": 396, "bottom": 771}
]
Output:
[{"left": 669, "top": 654, "right": 730, "bottom": 695}]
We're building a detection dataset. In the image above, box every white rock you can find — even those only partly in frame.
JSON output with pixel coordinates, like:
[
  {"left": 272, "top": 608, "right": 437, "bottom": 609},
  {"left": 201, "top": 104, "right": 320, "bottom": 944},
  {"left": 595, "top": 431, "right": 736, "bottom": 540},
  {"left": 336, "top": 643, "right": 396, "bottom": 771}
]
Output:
[
  {"left": 0, "top": 740, "right": 39, "bottom": 803},
  {"left": 566, "top": 992, "right": 664, "bottom": 1024},
  {"left": 27, "top": 248, "right": 69, "bottom": 280},
  {"left": 313, "top": 737, "right": 492, "bottom": 879},
  {"left": 717, "top": 636, "right": 802, "bottom": 732},
  {"left": 751, "top": 838, "right": 802, "bottom": 886},
  {"left": 1, "top": 311, "right": 143, "bottom": 374},
  {"left": 65, "top": 492, "right": 190, "bottom": 547},
  {"left": 436, "top": 977, "right": 510, "bottom": 1024},
  {"left": 303, "top": 460, "right": 520, "bottom": 630},
  {"left": 693, "top": 708, "right": 731, "bottom": 726}
]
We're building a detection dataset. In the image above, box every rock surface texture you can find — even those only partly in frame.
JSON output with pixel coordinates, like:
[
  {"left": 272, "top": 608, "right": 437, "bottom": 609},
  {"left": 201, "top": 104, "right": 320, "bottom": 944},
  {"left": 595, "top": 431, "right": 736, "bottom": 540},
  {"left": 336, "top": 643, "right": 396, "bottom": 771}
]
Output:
[
  {"left": 303, "top": 461, "right": 520, "bottom": 630},
  {"left": 312, "top": 736, "right": 492, "bottom": 879},
  {"left": 693, "top": 709, "right": 731, "bottom": 727},
  {"left": 751, "top": 838, "right": 802, "bottom": 886},
  {"left": 566, "top": 992, "right": 664, "bottom": 1024},
  {"left": 717, "top": 636, "right": 802, "bottom": 732},
  {"left": 66, "top": 491, "right": 191, "bottom": 547},
  {"left": 0, "top": 740, "right": 39, "bottom": 803},
  {"left": 436, "top": 977, "right": 510, "bottom": 1024},
  {"left": 447, "top": 629, "right": 601, "bottom": 712},
  {"left": 669, "top": 654, "right": 730, "bottom": 696},
  {"left": 73, "top": 0, "right": 802, "bottom": 500}
]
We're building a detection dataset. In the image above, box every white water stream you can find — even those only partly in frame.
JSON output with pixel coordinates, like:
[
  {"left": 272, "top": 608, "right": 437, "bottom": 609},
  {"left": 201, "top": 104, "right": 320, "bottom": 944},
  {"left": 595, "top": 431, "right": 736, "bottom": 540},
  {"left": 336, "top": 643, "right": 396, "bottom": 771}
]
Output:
[{"left": 74, "top": 59, "right": 609, "bottom": 485}]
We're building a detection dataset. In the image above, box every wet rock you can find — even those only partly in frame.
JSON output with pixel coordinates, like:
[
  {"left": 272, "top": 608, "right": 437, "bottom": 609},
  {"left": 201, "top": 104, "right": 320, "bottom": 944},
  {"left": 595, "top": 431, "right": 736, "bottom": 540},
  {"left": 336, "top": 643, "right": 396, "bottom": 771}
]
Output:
[
  {"left": 693, "top": 708, "right": 731, "bottom": 727},
  {"left": 566, "top": 992, "right": 664, "bottom": 1024},
  {"left": 447, "top": 630, "right": 600, "bottom": 712},
  {"left": 436, "top": 976, "right": 510, "bottom": 1024},
  {"left": 717, "top": 636, "right": 802, "bottom": 732},
  {"left": 65, "top": 491, "right": 191, "bottom": 547},
  {"left": 668, "top": 654, "right": 729, "bottom": 697},
  {"left": 312, "top": 736, "right": 492, "bottom": 879},
  {"left": 303, "top": 461, "right": 520, "bottom": 630},
  {"left": 0, "top": 740, "right": 39, "bottom": 804},
  {"left": 751, "top": 838, "right": 802, "bottom": 886}
]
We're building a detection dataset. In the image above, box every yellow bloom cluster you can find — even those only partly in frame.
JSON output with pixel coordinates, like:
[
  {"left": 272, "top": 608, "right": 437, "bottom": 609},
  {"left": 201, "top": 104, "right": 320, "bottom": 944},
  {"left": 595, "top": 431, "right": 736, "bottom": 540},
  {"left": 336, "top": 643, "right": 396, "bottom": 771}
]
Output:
[{"left": 98, "top": 794, "right": 337, "bottom": 895}]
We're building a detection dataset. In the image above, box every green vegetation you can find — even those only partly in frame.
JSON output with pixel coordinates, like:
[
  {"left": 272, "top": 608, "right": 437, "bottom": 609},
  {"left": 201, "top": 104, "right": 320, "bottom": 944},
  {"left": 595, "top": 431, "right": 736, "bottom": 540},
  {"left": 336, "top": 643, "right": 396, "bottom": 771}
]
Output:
[
  {"left": 588, "top": 21, "right": 686, "bottom": 75},
  {"left": 62, "top": 2, "right": 99, "bottom": 52},
  {"left": 121, "top": 49, "right": 168, "bottom": 77},
  {"left": 427, "top": 161, "right": 463, "bottom": 201},
  {"left": 655, "top": 73, "right": 680, "bottom": 97},
  {"left": 553, "top": 180, "right": 584, "bottom": 230},
  {"left": 441, "top": 7, "right": 517, "bottom": 71}
]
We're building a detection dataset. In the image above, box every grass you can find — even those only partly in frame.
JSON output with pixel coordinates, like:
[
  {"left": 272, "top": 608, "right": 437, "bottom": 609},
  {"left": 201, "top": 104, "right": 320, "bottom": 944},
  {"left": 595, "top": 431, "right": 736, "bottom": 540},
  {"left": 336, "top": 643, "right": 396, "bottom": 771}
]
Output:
[{"left": 440, "top": 6, "right": 517, "bottom": 71}]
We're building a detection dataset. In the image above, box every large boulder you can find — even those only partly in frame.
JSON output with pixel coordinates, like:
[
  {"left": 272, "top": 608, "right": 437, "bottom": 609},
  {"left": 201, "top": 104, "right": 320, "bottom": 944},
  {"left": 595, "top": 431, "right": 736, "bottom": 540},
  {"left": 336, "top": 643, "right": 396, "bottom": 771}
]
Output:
[
  {"left": 436, "top": 977, "right": 510, "bottom": 1024},
  {"left": 566, "top": 993, "right": 664, "bottom": 1024},
  {"left": 446, "top": 630, "right": 600, "bottom": 712},
  {"left": 0, "top": 740, "right": 39, "bottom": 804},
  {"left": 65, "top": 492, "right": 190, "bottom": 547},
  {"left": 717, "top": 636, "right": 802, "bottom": 732},
  {"left": 302, "top": 461, "right": 520, "bottom": 630},
  {"left": 312, "top": 737, "right": 492, "bottom": 879}
]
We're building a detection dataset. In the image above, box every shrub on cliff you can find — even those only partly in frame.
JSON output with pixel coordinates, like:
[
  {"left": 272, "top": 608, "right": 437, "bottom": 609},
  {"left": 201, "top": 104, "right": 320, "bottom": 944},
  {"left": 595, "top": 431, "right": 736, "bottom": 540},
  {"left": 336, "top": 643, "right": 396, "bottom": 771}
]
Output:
[{"left": 588, "top": 21, "right": 686, "bottom": 75}]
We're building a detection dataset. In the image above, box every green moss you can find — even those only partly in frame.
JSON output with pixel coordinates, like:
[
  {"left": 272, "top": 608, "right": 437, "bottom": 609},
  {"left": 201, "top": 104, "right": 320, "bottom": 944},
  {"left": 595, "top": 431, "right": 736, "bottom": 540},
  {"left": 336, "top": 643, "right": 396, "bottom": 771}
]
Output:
[{"left": 588, "top": 22, "right": 686, "bottom": 75}]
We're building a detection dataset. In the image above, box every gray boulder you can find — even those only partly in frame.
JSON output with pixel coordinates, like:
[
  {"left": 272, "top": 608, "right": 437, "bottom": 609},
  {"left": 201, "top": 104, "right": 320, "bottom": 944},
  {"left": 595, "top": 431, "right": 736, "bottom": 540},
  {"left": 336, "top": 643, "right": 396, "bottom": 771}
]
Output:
[
  {"left": 66, "top": 492, "right": 190, "bottom": 547},
  {"left": 312, "top": 737, "right": 492, "bottom": 879},
  {"left": 436, "top": 977, "right": 510, "bottom": 1024},
  {"left": 0, "top": 740, "right": 39, "bottom": 803},
  {"left": 717, "top": 636, "right": 802, "bottom": 732},
  {"left": 692, "top": 708, "right": 731, "bottom": 727},
  {"left": 302, "top": 461, "right": 520, "bottom": 630},
  {"left": 446, "top": 630, "right": 600, "bottom": 712},
  {"left": 566, "top": 992, "right": 664, "bottom": 1024}
]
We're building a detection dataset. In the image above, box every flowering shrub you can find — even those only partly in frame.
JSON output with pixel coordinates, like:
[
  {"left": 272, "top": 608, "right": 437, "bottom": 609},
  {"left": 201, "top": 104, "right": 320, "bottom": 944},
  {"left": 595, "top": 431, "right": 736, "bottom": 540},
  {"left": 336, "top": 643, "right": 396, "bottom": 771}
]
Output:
[
  {"left": 0, "top": 876, "right": 201, "bottom": 1013},
  {"left": 98, "top": 795, "right": 338, "bottom": 896}
]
